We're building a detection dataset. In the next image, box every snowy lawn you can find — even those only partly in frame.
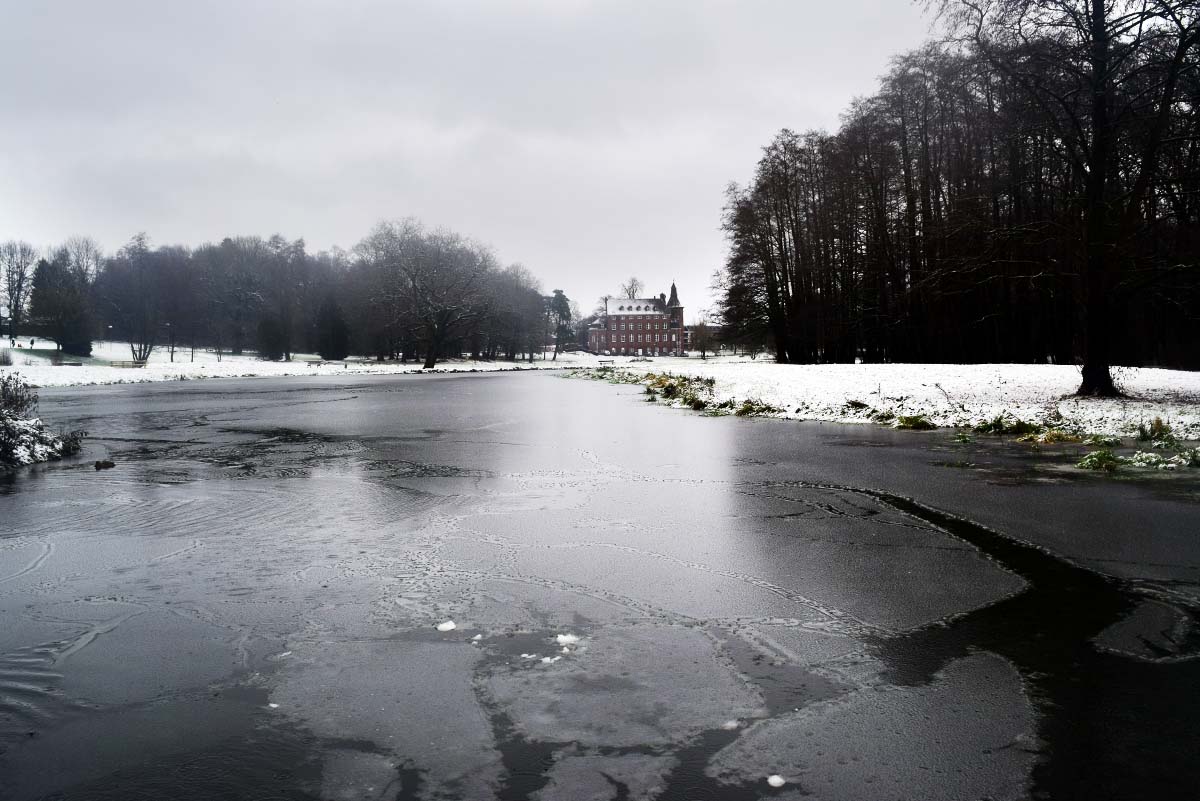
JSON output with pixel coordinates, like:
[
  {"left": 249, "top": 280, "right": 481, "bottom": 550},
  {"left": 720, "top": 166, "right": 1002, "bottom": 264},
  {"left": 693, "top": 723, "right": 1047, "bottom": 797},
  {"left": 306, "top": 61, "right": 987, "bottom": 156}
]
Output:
[
  {"left": 6, "top": 342, "right": 1198, "bottom": 440},
  {"left": 0, "top": 342, "right": 627, "bottom": 388},
  {"left": 581, "top": 359, "right": 1200, "bottom": 440}
]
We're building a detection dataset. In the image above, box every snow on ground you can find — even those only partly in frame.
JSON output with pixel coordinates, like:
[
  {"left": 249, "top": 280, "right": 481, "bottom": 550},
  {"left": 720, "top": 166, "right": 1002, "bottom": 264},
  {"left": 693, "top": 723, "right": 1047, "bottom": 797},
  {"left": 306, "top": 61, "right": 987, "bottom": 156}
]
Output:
[
  {"left": 0, "top": 341, "right": 628, "bottom": 388},
  {"left": 5, "top": 341, "right": 1198, "bottom": 439},
  {"left": 591, "top": 357, "right": 1200, "bottom": 439}
]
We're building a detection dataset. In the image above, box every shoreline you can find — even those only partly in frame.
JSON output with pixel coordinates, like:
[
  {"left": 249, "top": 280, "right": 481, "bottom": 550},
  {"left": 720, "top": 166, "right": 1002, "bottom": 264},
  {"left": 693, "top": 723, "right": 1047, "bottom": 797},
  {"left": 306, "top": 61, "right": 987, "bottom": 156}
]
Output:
[{"left": 566, "top": 365, "right": 1200, "bottom": 472}]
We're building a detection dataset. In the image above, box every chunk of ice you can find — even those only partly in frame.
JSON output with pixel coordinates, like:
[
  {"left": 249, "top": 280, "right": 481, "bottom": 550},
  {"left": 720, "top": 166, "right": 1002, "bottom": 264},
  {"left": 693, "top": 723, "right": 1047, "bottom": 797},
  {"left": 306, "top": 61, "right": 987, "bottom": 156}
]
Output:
[
  {"left": 436, "top": 620, "right": 456, "bottom": 632},
  {"left": 554, "top": 633, "right": 581, "bottom": 646},
  {"left": 767, "top": 775, "right": 786, "bottom": 788}
]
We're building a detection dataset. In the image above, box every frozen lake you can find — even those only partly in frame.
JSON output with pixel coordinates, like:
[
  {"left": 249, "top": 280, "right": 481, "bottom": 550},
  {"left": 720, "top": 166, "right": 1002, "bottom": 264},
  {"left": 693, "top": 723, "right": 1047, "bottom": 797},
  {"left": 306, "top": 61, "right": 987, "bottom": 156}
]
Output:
[{"left": 2, "top": 372, "right": 1198, "bottom": 800}]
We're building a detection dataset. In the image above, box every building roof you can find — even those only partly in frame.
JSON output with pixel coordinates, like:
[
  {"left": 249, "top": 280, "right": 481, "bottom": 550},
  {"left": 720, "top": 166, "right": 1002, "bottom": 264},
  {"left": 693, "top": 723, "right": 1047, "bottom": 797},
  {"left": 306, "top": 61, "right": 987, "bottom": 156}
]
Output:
[{"left": 607, "top": 298, "right": 666, "bottom": 316}]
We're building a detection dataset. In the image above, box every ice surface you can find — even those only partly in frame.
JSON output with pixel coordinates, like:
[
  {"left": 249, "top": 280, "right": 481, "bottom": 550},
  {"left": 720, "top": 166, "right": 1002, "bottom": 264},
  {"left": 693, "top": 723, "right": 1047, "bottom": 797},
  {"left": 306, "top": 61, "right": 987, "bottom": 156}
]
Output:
[
  {"left": 272, "top": 640, "right": 500, "bottom": 799},
  {"left": 486, "top": 625, "right": 764, "bottom": 748},
  {"left": 707, "top": 653, "right": 1035, "bottom": 801},
  {"left": 532, "top": 751, "right": 677, "bottom": 801}
]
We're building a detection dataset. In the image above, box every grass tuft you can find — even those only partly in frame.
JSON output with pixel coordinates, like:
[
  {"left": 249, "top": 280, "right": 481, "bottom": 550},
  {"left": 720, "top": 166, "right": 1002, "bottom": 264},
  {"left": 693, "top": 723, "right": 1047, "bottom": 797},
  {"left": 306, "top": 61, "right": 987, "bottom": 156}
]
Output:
[
  {"left": 1136, "top": 416, "right": 1171, "bottom": 441},
  {"left": 975, "top": 415, "right": 1043, "bottom": 436},
  {"left": 1083, "top": 434, "right": 1122, "bottom": 447},
  {"left": 1078, "top": 449, "right": 1121, "bottom": 472},
  {"left": 894, "top": 414, "right": 936, "bottom": 430}
]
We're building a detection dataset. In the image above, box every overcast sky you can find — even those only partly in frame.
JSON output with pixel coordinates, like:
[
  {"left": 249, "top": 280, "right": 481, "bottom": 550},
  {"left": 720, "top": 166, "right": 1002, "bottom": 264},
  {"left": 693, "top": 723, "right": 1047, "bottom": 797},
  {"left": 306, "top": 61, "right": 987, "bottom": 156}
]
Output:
[{"left": 1, "top": 1, "right": 931, "bottom": 315}]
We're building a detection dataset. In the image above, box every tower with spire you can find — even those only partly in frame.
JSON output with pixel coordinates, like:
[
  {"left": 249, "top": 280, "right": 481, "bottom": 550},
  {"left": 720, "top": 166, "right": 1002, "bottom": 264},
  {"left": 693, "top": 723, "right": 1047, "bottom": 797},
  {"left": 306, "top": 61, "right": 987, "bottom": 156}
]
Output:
[{"left": 666, "top": 282, "right": 684, "bottom": 355}]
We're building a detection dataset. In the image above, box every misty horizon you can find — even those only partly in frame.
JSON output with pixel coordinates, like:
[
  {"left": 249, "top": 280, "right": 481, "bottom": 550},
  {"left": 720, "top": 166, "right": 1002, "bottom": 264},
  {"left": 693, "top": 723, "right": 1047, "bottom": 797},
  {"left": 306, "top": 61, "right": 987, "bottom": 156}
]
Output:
[{"left": 1, "top": 0, "right": 931, "bottom": 312}]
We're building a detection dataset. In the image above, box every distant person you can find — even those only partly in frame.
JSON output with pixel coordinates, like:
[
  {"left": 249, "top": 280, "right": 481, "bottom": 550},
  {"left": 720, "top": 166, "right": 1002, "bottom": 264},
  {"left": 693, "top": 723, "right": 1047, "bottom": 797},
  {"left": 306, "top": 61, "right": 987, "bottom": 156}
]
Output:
[{"left": 30, "top": 338, "right": 35, "bottom": 348}]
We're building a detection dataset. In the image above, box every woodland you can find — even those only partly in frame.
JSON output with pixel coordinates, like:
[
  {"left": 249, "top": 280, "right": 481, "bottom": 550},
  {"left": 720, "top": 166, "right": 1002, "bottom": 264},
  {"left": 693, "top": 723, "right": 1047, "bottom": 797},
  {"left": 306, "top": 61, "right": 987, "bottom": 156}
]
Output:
[{"left": 716, "top": 0, "right": 1199, "bottom": 394}]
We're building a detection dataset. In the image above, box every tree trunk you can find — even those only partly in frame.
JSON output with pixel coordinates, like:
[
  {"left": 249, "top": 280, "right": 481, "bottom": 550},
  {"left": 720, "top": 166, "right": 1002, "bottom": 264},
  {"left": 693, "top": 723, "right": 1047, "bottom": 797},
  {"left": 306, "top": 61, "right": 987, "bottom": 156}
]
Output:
[
  {"left": 423, "top": 328, "right": 440, "bottom": 369},
  {"left": 1077, "top": 0, "right": 1119, "bottom": 397}
]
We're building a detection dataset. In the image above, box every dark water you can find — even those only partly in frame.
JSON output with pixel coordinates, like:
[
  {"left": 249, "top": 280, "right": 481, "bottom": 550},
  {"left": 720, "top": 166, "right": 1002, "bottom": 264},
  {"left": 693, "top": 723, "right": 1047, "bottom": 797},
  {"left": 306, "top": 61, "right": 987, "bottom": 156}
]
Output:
[{"left": 2, "top": 373, "right": 1198, "bottom": 800}]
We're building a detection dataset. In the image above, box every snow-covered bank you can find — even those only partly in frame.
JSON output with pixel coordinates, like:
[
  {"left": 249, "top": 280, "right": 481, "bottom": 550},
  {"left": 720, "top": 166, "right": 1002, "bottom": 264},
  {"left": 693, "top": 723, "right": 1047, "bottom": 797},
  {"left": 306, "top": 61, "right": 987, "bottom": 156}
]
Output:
[
  {"left": 0, "top": 346, "right": 633, "bottom": 388},
  {"left": 1, "top": 375, "right": 84, "bottom": 469},
  {"left": 577, "top": 360, "right": 1200, "bottom": 440},
  {"left": 0, "top": 414, "right": 83, "bottom": 468}
]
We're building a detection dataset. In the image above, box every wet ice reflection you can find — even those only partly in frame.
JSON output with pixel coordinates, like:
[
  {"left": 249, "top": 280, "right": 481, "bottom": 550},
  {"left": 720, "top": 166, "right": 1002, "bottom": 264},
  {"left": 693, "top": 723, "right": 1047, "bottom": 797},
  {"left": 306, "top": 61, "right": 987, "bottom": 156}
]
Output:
[{"left": 0, "top": 374, "right": 1052, "bottom": 800}]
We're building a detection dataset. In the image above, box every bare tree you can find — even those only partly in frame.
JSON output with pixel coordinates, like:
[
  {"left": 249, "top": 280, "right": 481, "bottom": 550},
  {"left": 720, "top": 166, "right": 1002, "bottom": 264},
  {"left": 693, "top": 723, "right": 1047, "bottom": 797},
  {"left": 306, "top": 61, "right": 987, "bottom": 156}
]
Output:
[
  {"left": 620, "top": 276, "right": 644, "bottom": 299},
  {"left": 932, "top": 0, "right": 1200, "bottom": 395},
  {"left": 60, "top": 236, "right": 104, "bottom": 282},
  {"left": 358, "top": 220, "right": 494, "bottom": 369},
  {"left": 261, "top": 235, "right": 309, "bottom": 361},
  {"left": 718, "top": 3, "right": 1199, "bottom": 376},
  {"left": 1, "top": 241, "right": 38, "bottom": 337},
  {"left": 96, "top": 233, "right": 161, "bottom": 362}
]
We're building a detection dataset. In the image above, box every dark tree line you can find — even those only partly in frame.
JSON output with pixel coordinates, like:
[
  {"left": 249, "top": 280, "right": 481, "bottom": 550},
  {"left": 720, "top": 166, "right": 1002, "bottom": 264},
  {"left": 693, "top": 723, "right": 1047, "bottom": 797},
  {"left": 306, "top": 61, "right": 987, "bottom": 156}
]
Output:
[
  {"left": 717, "top": 0, "right": 1198, "bottom": 394},
  {"left": 1, "top": 219, "right": 571, "bottom": 367}
]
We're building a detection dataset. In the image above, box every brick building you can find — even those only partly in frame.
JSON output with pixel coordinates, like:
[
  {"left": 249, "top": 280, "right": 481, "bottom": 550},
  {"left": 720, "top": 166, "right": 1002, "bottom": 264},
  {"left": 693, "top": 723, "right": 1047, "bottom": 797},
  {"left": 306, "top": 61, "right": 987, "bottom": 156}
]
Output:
[{"left": 586, "top": 283, "right": 685, "bottom": 356}]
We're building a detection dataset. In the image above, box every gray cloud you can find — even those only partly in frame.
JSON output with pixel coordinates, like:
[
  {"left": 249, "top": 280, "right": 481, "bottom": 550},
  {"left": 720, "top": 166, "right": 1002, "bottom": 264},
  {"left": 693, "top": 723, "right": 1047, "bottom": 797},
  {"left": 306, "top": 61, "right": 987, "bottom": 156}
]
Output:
[{"left": 0, "top": 0, "right": 931, "bottom": 314}]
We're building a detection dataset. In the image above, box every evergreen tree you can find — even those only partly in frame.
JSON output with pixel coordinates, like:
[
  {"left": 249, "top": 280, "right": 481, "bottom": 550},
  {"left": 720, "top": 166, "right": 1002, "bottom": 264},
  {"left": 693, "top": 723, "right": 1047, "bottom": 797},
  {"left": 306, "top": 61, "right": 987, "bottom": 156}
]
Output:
[
  {"left": 257, "top": 315, "right": 287, "bottom": 361},
  {"left": 29, "top": 257, "right": 93, "bottom": 356},
  {"left": 315, "top": 296, "right": 350, "bottom": 360}
]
